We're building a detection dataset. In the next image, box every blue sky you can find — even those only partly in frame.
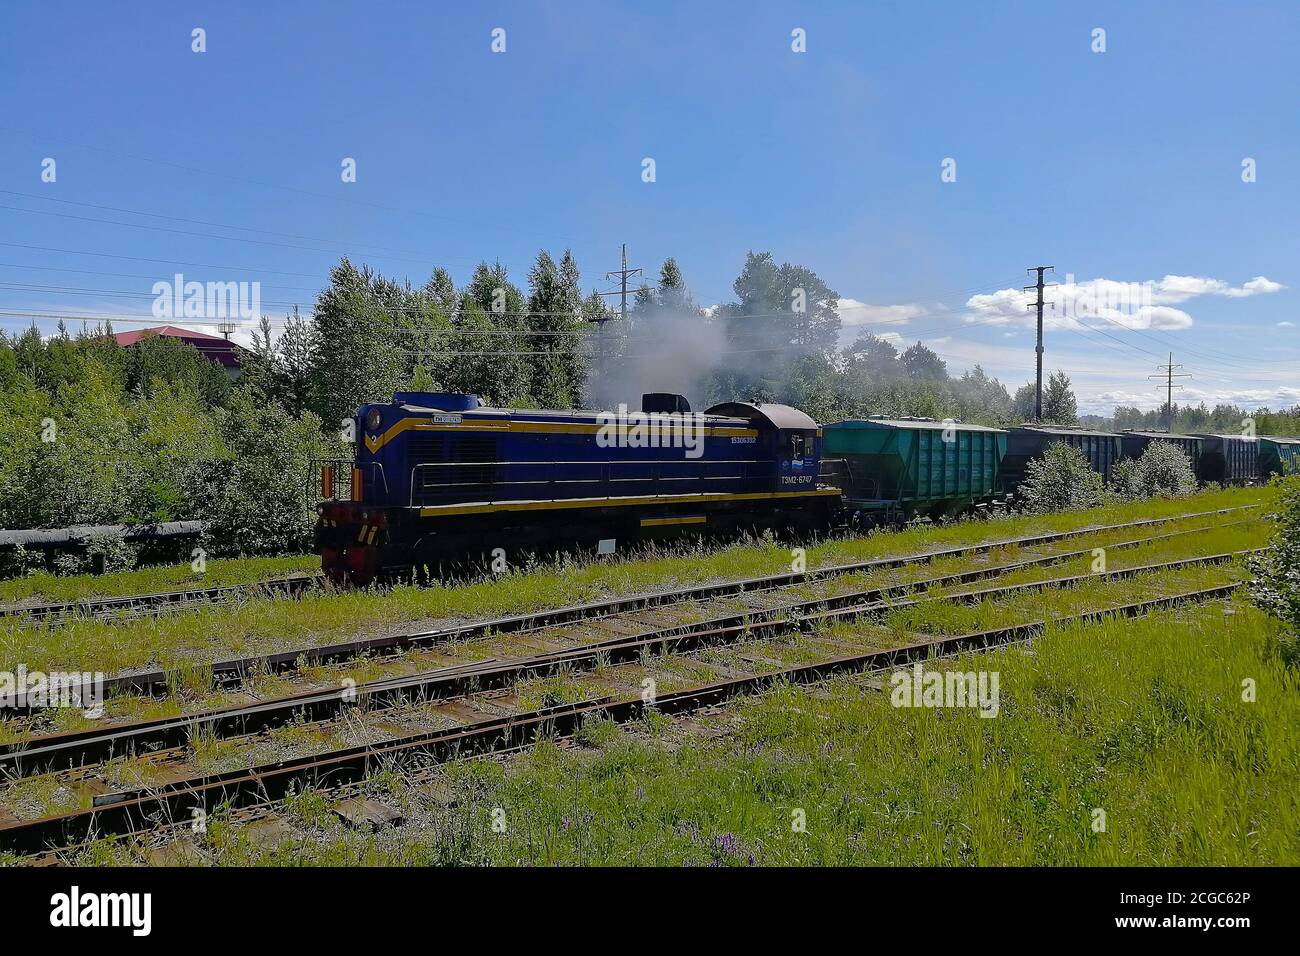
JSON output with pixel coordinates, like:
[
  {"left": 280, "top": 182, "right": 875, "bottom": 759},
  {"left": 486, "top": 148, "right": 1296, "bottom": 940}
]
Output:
[{"left": 1, "top": 0, "right": 1297, "bottom": 412}]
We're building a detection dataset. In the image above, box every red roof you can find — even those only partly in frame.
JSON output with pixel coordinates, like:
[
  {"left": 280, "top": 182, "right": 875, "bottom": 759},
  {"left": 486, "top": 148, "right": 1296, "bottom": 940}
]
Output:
[
  {"left": 113, "top": 326, "right": 243, "bottom": 369},
  {"left": 113, "top": 325, "right": 228, "bottom": 346}
]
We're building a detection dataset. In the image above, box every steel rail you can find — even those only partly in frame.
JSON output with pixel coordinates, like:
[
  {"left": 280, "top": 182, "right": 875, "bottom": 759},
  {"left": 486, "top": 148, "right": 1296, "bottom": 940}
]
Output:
[
  {"left": 40, "top": 504, "right": 1260, "bottom": 702},
  {"left": 0, "top": 573, "right": 319, "bottom": 622},
  {"left": 0, "top": 548, "right": 1253, "bottom": 777},
  {"left": 0, "top": 504, "right": 1264, "bottom": 626},
  {"left": 0, "top": 581, "right": 1242, "bottom": 854}
]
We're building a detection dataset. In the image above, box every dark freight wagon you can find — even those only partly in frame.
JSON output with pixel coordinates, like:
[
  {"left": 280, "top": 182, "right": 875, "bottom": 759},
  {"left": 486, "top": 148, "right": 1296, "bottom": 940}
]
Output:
[
  {"left": 821, "top": 418, "right": 1006, "bottom": 524},
  {"left": 1120, "top": 431, "right": 1203, "bottom": 472},
  {"left": 1259, "top": 435, "right": 1300, "bottom": 477},
  {"left": 1000, "top": 425, "right": 1123, "bottom": 490},
  {"left": 1192, "top": 434, "right": 1258, "bottom": 484}
]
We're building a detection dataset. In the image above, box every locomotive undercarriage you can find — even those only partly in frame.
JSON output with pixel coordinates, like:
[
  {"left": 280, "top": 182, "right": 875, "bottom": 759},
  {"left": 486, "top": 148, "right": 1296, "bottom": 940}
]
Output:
[{"left": 316, "top": 495, "right": 838, "bottom": 586}]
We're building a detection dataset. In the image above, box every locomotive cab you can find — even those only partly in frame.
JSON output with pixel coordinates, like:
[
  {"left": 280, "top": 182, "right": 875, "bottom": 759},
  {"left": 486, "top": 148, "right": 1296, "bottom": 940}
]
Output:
[{"left": 703, "top": 401, "right": 820, "bottom": 493}]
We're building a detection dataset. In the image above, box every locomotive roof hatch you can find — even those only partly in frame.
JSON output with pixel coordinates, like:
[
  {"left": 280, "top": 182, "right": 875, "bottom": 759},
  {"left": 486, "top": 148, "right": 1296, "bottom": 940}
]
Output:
[
  {"left": 642, "top": 392, "right": 692, "bottom": 414},
  {"left": 704, "top": 401, "right": 817, "bottom": 431}
]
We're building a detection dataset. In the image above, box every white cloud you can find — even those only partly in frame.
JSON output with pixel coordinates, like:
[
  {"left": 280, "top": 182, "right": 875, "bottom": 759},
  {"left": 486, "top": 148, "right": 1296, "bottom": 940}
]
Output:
[
  {"left": 964, "top": 288, "right": 1028, "bottom": 326},
  {"left": 964, "top": 272, "right": 1282, "bottom": 334},
  {"left": 1131, "top": 305, "right": 1194, "bottom": 330},
  {"left": 1226, "top": 276, "right": 1284, "bottom": 298},
  {"left": 1146, "top": 274, "right": 1284, "bottom": 303},
  {"left": 1150, "top": 275, "right": 1227, "bottom": 303},
  {"left": 1278, "top": 320, "right": 1296, "bottom": 328},
  {"left": 836, "top": 297, "right": 924, "bottom": 327}
]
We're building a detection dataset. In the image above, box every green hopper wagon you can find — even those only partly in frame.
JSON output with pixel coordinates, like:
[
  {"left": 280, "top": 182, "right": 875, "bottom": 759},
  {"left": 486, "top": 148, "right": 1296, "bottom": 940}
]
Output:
[
  {"left": 1259, "top": 435, "right": 1300, "bottom": 477},
  {"left": 822, "top": 418, "right": 1007, "bottom": 525}
]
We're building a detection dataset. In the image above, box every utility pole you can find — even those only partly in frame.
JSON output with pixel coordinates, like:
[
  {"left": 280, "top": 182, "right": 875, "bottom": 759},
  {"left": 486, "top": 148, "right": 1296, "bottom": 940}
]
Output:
[
  {"left": 1148, "top": 353, "right": 1191, "bottom": 429},
  {"left": 590, "top": 245, "right": 643, "bottom": 406},
  {"left": 601, "top": 243, "right": 643, "bottom": 322},
  {"left": 1025, "top": 265, "right": 1055, "bottom": 421}
]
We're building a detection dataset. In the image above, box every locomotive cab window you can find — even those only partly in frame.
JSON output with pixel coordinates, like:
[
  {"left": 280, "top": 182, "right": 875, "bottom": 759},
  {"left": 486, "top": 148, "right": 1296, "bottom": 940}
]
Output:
[{"left": 788, "top": 434, "right": 806, "bottom": 459}]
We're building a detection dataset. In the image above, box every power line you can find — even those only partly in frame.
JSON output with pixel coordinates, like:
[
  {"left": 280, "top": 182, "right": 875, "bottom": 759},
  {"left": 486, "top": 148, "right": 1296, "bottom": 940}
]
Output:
[
  {"left": 0, "top": 298, "right": 1051, "bottom": 333},
  {"left": 1060, "top": 316, "right": 1164, "bottom": 359},
  {"left": 0, "top": 261, "right": 321, "bottom": 295},
  {"left": 0, "top": 125, "right": 588, "bottom": 245},
  {"left": 1076, "top": 306, "right": 1267, "bottom": 370},
  {"left": 0, "top": 190, "right": 471, "bottom": 264},
  {"left": 0, "top": 239, "right": 326, "bottom": 279},
  {"left": 0, "top": 202, "right": 480, "bottom": 267}
]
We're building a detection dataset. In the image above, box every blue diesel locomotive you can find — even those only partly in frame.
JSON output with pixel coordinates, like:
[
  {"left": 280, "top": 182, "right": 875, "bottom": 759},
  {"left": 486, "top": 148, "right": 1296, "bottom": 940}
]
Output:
[{"left": 315, "top": 392, "right": 838, "bottom": 584}]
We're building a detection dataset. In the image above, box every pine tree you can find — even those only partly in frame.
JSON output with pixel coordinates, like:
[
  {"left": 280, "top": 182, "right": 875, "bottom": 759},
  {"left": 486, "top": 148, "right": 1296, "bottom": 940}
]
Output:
[
  {"left": 425, "top": 267, "right": 456, "bottom": 317},
  {"left": 657, "top": 258, "right": 691, "bottom": 313},
  {"left": 307, "top": 258, "right": 407, "bottom": 430},
  {"left": 526, "top": 249, "right": 589, "bottom": 407},
  {"left": 277, "top": 307, "right": 316, "bottom": 414},
  {"left": 459, "top": 262, "right": 531, "bottom": 405}
]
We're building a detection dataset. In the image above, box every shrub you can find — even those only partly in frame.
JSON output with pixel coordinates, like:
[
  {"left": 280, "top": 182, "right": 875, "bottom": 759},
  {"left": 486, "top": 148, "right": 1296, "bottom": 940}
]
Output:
[
  {"left": 52, "top": 531, "right": 137, "bottom": 575},
  {"left": 1110, "top": 440, "right": 1198, "bottom": 501},
  {"left": 194, "top": 392, "right": 334, "bottom": 555},
  {"left": 1018, "top": 442, "right": 1105, "bottom": 514},
  {"left": 0, "top": 543, "right": 43, "bottom": 578},
  {"left": 1248, "top": 475, "right": 1300, "bottom": 662}
]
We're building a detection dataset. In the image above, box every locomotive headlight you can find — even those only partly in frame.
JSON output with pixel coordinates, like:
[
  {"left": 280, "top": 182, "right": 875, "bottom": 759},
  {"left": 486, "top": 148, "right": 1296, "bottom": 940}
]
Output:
[{"left": 365, "top": 409, "right": 383, "bottom": 433}]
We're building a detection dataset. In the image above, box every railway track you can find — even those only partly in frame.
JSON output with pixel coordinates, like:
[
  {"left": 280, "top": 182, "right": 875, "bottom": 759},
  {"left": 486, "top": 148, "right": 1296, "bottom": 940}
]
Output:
[
  {"left": 0, "top": 546, "right": 1258, "bottom": 780},
  {"left": 0, "top": 573, "right": 320, "bottom": 623},
  {"left": 0, "top": 504, "right": 1256, "bottom": 628},
  {"left": 18, "top": 504, "right": 1257, "bottom": 705},
  {"left": 0, "top": 576, "right": 1244, "bottom": 856},
  {"left": 0, "top": 546, "right": 1253, "bottom": 776}
]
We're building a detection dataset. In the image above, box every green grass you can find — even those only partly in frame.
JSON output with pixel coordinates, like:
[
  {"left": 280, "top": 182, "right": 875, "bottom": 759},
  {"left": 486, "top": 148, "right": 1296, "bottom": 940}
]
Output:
[
  {"left": 0, "top": 488, "right": 1269, "bottom": 679},
  {"left": 885, "top": 561, "right": 1246, "bottom": 636},
  {"left": 0, "top": 555, "right": 318, "bottom": 606},
  {"left": 0, "top": 552, "right": 1271, "bottom": 828},
  {"left": 0, "top": 509, "right": 1268, "bottom": 764},
  {"left": 77, "top": 596, "right": 1292, "bottom": 867}
]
